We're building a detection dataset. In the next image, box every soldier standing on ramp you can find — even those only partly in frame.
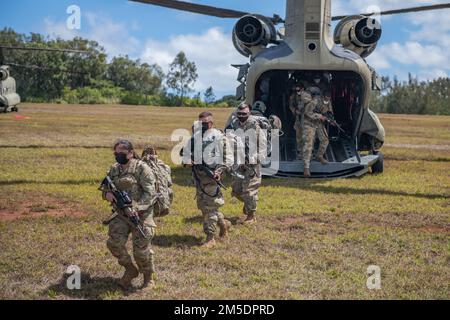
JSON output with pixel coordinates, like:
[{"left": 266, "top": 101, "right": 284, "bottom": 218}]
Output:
[{"left": 301, "top": 88, "right": 329, "bottom": 177}]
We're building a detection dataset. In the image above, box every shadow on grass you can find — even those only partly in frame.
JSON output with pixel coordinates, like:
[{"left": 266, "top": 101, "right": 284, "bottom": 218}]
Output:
[
  {"left": 44, "top": 272, "right": 135, "bottom": 300},
  {"left": 2, "top": 167, "right": 445, "bottom": 200},
  {"left": 153, "top": 234, "right": 203, "bottom": 248},
  {"left": 183, "top": 215, "right": 242, "bottom": 227},
  {"left": 183, "top": 215, "right": 203, "bottom": 224},
  {"left": 170, "top": 166, "right": 446, "bottom": 200}
]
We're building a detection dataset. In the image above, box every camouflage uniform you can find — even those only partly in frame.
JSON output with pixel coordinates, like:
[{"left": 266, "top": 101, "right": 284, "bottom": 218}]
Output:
[
  {"left": 228, "top": 116, "right": 265, "bottom": 217},
  {"left": 102, "top": 159, "right": 157, "bottom": 275},
  {"left": 188, "top": 128, "right": 232, "bottom": 237},
  {"left": 302, "top": 91, "right": 329, "bottom": 169},
  {"left": 289, "top": 92, "right": 304, "bottom": 158}
]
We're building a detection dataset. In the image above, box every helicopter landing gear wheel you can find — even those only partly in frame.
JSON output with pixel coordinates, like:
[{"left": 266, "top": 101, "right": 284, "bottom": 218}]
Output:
[{"left": 371, "top": 151, "right": 384, "bottom": 174}]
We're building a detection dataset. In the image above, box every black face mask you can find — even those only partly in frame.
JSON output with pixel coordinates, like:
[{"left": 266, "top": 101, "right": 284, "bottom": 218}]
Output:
[
  {"left": 115, "top": 153, "right": 130, "bottom": 165},
  {"left": 201, "top": 122, "right": 210, "bottom": 133},
  {"left": 237, "top": 113, "right": 249, "bottom": 123}
]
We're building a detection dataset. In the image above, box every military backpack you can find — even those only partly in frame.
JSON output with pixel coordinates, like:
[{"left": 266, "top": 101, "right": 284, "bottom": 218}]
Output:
[{"left": 142, "top": 153, "right": 174, "bottom": 217}]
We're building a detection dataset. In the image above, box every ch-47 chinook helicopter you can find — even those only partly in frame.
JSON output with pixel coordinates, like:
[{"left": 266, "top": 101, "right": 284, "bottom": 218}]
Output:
[
  {"left": 0, "top": 46, "right": 87, "bottom": 113},
  {"left": 131, "top": 0, "right": 450, "bottom": 178}
]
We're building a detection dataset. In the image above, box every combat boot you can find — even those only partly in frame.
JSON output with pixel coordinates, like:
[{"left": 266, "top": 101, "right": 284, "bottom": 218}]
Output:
[
  {"left": 118, "top": 263, "right": 139, "bottom": 289},
  {"left": 141, "top": 271, "right": 156, "bottom": 290},
  {"left": 242, "top": 214, "right": 257, "bottom": 224},
  {"left": 304, "top": 167, "right": 311, "bottom": 177},
  {"left": 317, "top": 156, "right": 328, "bottom": 165},
  {"left": 200, "top": 234, "right": 216, "bottom": 248},
  {"left": 218, "top": 219, "right": 232, "bottom": 238}
]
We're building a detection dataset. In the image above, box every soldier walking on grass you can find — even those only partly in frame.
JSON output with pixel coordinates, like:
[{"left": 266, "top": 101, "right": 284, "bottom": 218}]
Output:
[
  {"left": 227, "top": 103, "right": 266, "bottom": 224},
  {"left": 182, "top": 112, "right": 233, "bottom": 248},
  {"left": 100, "top": 139, "right": 157, "bottom": 290}
]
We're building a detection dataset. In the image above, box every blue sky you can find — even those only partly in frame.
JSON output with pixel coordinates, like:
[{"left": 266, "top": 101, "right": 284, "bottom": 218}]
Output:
[{"left": 2, "top": 0, "right": 450, "bottom": 97}]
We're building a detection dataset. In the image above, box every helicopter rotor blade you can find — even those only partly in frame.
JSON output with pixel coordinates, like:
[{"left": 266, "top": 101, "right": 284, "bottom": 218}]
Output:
[
  {"left": 6, "top": 62, "right": 89, "bottom": 75},
  {"left": 0, "top": 46, "right": 88, "bottom": 54},
  {"left": 129, "top": 0, "right": 285, "bottom": 23},
  {"left": 332, "top": 3, "right": 450, "bottom": 21},
  {"left": 129, "top": 0, "right": 249, "bottom": 18}
]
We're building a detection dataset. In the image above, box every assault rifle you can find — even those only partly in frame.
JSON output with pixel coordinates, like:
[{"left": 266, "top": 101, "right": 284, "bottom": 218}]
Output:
[
  {"left": 323, "top": 112, "right": 346, "bottom": 134},
  {"left": 314, "top": 107, "right": 346, "bottom": 134},
  {"left": 193, "top": 164, "right": 228, "bottom": 190},
  {"left": 100, "top": 176, "right": 147, "bottom": 239},
  {"left": 193, "top": 164, "right": 245, "bottom": 190}
]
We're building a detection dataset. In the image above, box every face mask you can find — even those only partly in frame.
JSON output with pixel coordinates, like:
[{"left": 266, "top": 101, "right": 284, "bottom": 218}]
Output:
[
  {"left": 237, "top": 113, "right": 249, "bottom": 123},
  {"left": 201, "top": 122, "right": 210, "bottom": 133},
  {"left": 314, "top": 79, "right": 320, "bottom": 85},
  {"left": 115, "top": 152, "right": 130, "bottom": 165},
  {"left": 323, "top": 99, "right": 330, "bottom": 105}
]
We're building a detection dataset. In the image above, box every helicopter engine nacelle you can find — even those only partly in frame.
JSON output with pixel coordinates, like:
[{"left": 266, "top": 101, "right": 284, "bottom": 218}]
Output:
[
  {"left": 0, "top": 66, "right": 10, "bottom": 81},
  {"left": 233, "top": 15, "right": 277, "bottom": 57},
  {"left": 334, "top": 16, "right": 382, "bottom": 58}
]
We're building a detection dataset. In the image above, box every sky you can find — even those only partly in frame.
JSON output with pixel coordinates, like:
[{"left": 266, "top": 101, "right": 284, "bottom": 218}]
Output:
[{"left": 2, "top": 0, "right": 450, "bottom": 97}]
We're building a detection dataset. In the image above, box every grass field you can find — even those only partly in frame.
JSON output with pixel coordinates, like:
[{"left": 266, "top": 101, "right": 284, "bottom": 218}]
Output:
[{"left": 0, "top": 103, "right": 449, "bottom": 300}]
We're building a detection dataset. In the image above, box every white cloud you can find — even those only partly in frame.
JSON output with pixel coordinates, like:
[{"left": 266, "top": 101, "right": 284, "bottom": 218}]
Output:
[
  {"left": 333, "top": 0, "right": 450, "bottom": 81},
  {"left": 141, "top": 27, "right": 247, "bottom": 95},
  {"left": 366, "top": 49, "right": 391, "bottom": 69},
  {"left": 44, "top": 12, "right": 140, "bottom": 58},
  {"left": 371, "top": 41, "right": 447, "bottom": 67},
  {"left": 43, "top": 18, "right": 80, "bottom": 40}
]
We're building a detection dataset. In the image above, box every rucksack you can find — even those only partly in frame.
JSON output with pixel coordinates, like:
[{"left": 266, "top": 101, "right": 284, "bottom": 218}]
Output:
[{"left": 142, "top": 155, "right": 173, "bottom": 217}]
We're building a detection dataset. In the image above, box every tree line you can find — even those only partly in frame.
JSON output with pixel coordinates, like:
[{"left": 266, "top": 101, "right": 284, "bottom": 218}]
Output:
[
  {"left": 1, "top": 28, "right": 448, "bottom": 114},
  {"left": 371, "top": 74, "right": 449, "bottom": 115},
  {"left": 0, "top": 28, "right": 236, "bottom": 108}
]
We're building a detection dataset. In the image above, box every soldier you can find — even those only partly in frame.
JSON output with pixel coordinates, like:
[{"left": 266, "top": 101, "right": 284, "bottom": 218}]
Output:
[
  {"left": 183, "top": 112, "right": 233, "bottom": 248},
  {"left": 310, "top": 72, "right": 332, "bottom": 97},
  {"left": 315, "top": 91, "right": 333, "bottom": 166},
  {"left": 302, "top": 89, "right": 329, "bottom": 177},
  {"left": 289, "top": 83, "right": 305, "bottom": 159},
  {"left": 227, "top": 103, "right": 266, "bottom": 224},
  {"left": 101, "top": 140, "right": 157, "bottom": 290}
]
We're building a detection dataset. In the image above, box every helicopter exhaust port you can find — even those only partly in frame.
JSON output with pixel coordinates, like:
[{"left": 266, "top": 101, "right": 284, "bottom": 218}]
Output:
[
  {"left": 232, "top": 15, "right": 277, "bottom": 57},
  {"left": 334, "top": 16, "right": 382, "bottom": 58}
]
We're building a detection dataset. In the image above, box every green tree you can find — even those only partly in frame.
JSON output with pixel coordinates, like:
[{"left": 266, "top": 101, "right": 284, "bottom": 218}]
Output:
[
  {"left": 166, "top": 51, "right": 198, "bottom": 105},
  {"left": 203, "top": 86, "right": 216, "bottom": 105},
  {"left": 107, "top": 56, "right": 164, "bottom": 96}
]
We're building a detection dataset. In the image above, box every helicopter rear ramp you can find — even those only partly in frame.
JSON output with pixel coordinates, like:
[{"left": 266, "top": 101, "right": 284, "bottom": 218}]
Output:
[{"left": 268, "top": 154, "right": 379, "bottom": 178}]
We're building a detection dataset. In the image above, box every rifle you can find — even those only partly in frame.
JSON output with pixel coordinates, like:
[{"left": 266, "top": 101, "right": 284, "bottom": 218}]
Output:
[
  {"left": 193, "top": 164, "right": 245, "bottom": 190},
  {"left": 313, "top": 106, "right": 346, "bottom": 134},
  {"left": 323, "top": 112, "right": 346, "bottom": 134},
  {"left": 193, "top": 164, "right": 228, "bottom": 190},
  {"left": 100, "top": 176, "right": 148, "bottom": 239}
]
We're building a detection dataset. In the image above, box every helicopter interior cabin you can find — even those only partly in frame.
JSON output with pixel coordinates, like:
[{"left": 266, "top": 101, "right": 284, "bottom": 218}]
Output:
[{"left": 254, "top": 70, "right": 365, "bottom": 164}]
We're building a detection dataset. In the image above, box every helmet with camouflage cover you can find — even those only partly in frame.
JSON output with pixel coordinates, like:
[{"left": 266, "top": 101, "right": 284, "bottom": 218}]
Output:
[{"left": 252, "top": 100, "right": 267, "bottom": 114}]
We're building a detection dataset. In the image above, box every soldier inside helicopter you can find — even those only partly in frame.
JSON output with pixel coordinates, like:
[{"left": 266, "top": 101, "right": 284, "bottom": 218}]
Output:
[{"left": 253, "top": 70, "right": 365, "bottom": 170}]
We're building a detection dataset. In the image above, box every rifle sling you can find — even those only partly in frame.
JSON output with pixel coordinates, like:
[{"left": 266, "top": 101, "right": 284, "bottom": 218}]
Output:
[{"left": 192, "top": 166, "right": 221, "bottom": 198}]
